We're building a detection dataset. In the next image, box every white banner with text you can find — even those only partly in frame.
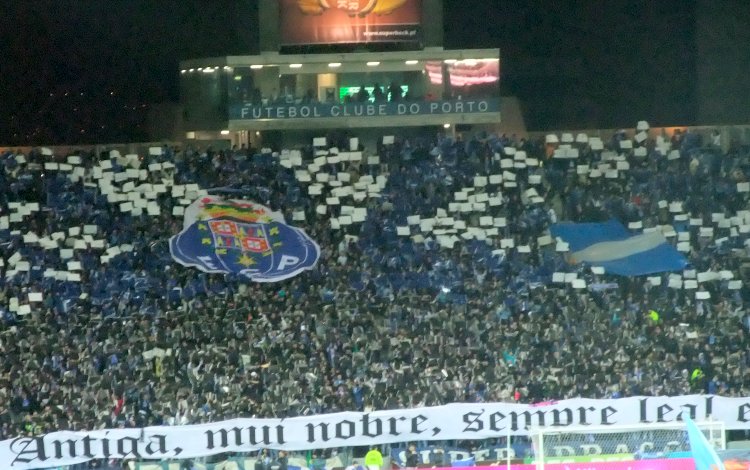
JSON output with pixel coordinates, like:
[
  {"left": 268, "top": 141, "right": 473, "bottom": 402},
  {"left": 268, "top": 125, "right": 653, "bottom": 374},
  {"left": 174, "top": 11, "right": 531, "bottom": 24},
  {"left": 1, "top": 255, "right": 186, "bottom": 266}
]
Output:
[{"left": 3, "top": 395, "right": 750, "bottom": 469}]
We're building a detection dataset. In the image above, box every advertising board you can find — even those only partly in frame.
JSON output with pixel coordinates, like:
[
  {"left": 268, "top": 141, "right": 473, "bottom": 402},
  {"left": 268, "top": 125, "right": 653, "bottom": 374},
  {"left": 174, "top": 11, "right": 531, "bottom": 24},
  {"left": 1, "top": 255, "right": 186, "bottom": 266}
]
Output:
[{"left": 280, "top": 0, "right": 422, "bottom": 45}]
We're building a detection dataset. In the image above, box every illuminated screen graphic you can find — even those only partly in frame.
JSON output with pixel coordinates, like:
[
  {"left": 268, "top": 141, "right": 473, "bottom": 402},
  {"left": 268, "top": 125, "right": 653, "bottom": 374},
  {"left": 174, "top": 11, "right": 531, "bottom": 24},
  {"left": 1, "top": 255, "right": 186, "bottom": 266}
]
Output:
[{"left": 280, "top": 0, "right": 422, "bottom": 45}]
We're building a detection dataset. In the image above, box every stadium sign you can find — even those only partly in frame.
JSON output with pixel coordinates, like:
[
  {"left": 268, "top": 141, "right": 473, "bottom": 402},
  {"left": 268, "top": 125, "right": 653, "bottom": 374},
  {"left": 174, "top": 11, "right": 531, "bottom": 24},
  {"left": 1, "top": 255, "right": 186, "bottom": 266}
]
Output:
[
  {"left": 1, "top": 395, "right": 746, "bottom": 469},
  {"left": 230, "top": 98, "right": 500, "bottom": 120}
]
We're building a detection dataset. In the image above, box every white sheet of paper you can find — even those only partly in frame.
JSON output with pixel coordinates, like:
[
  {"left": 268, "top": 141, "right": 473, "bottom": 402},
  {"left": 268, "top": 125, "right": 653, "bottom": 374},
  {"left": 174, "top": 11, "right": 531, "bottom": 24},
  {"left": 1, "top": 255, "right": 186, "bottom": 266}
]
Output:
[
  {"left": 488, "top": 197, "right": 502, "bottom": 207},
  {"left": 697, "top": 271, "right": 718, "bottom": 283},
  {"left": 22, "top": 232, "right": 39, "bottom": 244},
  {"left": 628, "top": 221, "right": 643, "bottom": 229},
  {"left": 352, "top": 208, "right": 367, "bottom": 223}
]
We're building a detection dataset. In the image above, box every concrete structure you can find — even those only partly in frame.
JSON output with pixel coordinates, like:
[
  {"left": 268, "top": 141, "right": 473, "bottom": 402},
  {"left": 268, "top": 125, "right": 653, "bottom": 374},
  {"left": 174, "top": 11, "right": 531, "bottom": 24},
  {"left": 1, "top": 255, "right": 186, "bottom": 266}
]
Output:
[{"left": 178, "top": 0, "right": 517, "bottom": 148}]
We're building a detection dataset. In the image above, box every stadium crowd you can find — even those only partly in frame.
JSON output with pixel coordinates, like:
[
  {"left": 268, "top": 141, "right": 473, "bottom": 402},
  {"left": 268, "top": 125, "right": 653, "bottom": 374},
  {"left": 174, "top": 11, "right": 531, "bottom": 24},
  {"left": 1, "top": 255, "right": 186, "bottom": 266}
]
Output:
[{"left": 1, "top": 125, "right": 750, "bottom": 449}]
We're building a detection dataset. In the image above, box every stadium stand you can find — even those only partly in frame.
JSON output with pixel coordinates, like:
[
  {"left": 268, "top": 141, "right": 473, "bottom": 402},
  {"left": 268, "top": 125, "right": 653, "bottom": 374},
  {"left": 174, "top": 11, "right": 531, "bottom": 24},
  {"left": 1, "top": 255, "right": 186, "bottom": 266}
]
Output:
[{"left": 1, "top": 125, "right": 750, "bottom": 469}]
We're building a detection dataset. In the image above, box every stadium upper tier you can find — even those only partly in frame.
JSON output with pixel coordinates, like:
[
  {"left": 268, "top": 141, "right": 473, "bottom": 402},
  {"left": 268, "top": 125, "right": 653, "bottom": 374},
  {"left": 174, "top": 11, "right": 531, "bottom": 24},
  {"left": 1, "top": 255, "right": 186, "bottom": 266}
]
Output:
[
  {"left": 179, "top": 51, "right": 500, "bottom": 132},
  {"left": 0, "top": 125, "right": 748, "bottom": 443}
]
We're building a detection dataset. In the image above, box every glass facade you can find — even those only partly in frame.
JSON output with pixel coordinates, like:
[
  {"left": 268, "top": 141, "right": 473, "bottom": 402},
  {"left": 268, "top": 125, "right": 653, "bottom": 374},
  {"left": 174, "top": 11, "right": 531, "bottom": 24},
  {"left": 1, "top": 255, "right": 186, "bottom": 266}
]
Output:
[
  {"left": 181, "top": 67, "right": 230, "bottom": 130},
  {"left": 180, "top": 55, "right": 500, "bottom": 129}
]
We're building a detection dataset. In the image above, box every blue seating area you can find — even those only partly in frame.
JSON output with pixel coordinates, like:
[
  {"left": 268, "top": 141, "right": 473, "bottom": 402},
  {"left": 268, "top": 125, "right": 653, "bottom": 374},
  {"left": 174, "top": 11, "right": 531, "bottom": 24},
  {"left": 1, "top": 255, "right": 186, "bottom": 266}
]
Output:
[{"left": 0, "top": 125, "right": 749, "bottom": 448}]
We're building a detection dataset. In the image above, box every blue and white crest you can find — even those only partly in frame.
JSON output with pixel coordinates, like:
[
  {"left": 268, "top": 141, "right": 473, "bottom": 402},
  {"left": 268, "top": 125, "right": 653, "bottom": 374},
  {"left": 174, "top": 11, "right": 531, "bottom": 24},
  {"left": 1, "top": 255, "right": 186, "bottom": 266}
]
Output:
[{"left": 169, "top": 197, "right": 320, "bottom": 282}]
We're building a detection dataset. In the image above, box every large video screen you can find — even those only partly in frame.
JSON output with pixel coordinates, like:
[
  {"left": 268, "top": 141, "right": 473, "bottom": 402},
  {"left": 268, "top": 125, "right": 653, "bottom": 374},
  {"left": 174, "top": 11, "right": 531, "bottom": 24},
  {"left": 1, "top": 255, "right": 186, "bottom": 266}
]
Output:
[{"left": 280, "top": 0, "right": 422, "bottom": 46}]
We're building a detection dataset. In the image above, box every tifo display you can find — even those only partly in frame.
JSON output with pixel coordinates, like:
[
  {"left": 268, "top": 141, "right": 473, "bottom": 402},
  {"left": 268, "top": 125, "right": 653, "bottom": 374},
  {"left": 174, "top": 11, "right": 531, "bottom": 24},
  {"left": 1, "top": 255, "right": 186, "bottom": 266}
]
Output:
[{"left": 0, "top": 124, "right": 748, "bottom": 470}]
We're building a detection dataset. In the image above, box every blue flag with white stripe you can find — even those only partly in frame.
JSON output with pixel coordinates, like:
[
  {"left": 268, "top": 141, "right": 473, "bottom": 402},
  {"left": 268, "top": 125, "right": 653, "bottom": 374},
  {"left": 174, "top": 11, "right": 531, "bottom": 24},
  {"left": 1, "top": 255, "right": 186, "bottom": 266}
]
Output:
[{"left": 550, "top": 219, "right": 688, "bottom": 276}]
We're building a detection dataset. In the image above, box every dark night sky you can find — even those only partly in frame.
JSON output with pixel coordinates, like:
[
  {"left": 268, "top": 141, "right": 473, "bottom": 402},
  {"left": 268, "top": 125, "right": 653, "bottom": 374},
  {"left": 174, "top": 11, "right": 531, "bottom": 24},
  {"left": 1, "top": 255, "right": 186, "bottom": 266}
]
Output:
[{"left": 0, "top": 0, "right": 696, "bottom": 145}]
